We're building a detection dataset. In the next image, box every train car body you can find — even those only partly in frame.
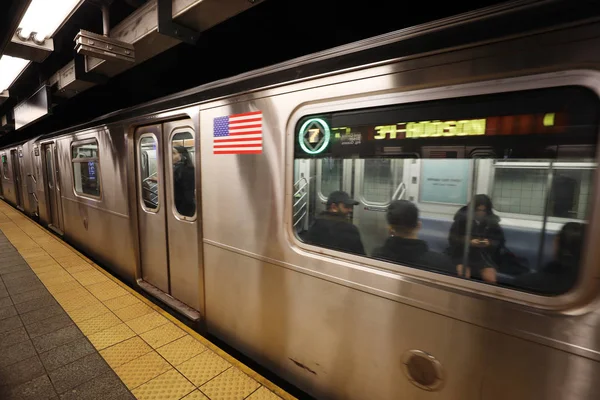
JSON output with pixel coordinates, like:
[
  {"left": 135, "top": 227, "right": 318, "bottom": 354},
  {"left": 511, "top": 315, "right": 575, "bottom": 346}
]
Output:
[{"left": 3, "top": 2, "right": 600, "bottom": 399}]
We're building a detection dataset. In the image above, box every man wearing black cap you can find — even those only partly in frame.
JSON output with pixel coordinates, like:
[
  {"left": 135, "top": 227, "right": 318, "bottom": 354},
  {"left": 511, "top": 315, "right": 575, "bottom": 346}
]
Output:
[
  {"left": 372, "top": 200, "right": 454, "bottom": 274},
  {"left": 306, "top": 191, "right": 366, "bottom": 255}
]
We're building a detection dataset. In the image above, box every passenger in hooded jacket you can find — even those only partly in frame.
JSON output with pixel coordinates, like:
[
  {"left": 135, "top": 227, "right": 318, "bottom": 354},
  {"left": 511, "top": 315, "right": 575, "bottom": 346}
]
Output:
[
  {"left": 513, "top": 222, "right": 584, "bottom": 294},
  {"left": 306, "top": 191, "right": 366, "bottom": 256},
  {"left": 447, "top": 194, "right": 504, "bottom": 283},
  {"left": 372, "top": 200, "right": 454, "bottom": 274}
]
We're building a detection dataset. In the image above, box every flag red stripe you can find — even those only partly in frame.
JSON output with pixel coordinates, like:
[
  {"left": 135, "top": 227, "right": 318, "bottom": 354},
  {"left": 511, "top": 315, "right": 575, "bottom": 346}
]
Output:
[
  {"left": 229, "top": 124, "right": 262, "bottom": 129},
  {"left": 214, "top": 137, "right": 261, "bottom": 143},
  {"left": 230, "top": 111, "right": 262, "bottom": 118},
  {"left": 228, "top": 130, "right": 262, "bottom": 136},
  {"left": 230, "top": 117, "right": 261, "bottom": 124},
  {"left": 214, "top": 150, "right": 262, "bottom": 154},
  {"left": 214, "top": 143, "right": 262, "bottom": 149}
]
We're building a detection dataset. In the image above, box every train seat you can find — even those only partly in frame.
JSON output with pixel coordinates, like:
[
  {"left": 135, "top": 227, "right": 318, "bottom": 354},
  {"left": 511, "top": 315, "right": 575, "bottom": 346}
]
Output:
[{"left": 419, "top": 217, "right": 556, "bottom": 273}]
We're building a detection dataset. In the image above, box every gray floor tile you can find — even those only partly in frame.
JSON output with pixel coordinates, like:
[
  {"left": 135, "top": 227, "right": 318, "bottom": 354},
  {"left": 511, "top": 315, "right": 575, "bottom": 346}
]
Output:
[
  {"left": 0, "top": 374, "right": 58, "bottom": 400},
  {"left": 11, "top": 287, "right": 51, "bottom": 305},
  {"left": 0, "top": 296, "right": 13, "bottom": 308},
  {"left": 0, "top": 339, "right": 37, "bottom": 368},
  {"left": 32, "top": 324, "right": 83, "bottom": 353},
  {"left": 20, "top": 304, "right": 67, "bottom": 326},
  {"left": 0, "top": 304, "right": 18, "bottom": 321},
  {"left": 14, "top": 294, "right": 58, "bottom": 314},
  {"left": 27, "top": 314, "right": 74, "bottom": 339},
  {"left": 7, "top": 281, "right": 46, "bottom": 296},
  {"left": 58, "top": 371, "right": 133, "bottom": 400},
  {"left": 49, "top": 353, "right": 111, "bottom": 394},
  {"left": 0, "top": 261, "right": 29, "bottom": 272},
  {"left": 0, "top": 288, "right": 9, "bottom": 299},
  {"left": 1, "top": 270, "right": 36, "bottom": 283},
  {"left": 40, "top": 337, "right": 96, "bottom": 372},
  {"left": 0, "top": 326, "right": 30, "bottom": 349},
  {"left": 0, "top": 355, "right": 46, "bottom": 387},
  {"left": 0, "top": 315, "right": 23, "bottom": 334}
]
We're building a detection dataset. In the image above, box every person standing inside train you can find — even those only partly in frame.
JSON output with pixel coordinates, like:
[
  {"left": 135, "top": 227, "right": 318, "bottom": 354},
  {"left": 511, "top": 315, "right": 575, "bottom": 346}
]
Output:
[
  {"left": 172, "top": 146, "right": 196, "bottom": 217},
  {"left": 372, "top": 200, "right": 454, "bottom": 273},
  {"left": 447, "top": 194, "right": 504, "bottom": 283},
  {"left": 306, "top": 191, "right": 366, "bottom": 255}
]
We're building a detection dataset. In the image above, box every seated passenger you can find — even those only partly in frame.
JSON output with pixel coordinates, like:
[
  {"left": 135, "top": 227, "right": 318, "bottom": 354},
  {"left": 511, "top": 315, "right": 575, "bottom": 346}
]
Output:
[
  {"left": 306, "top": 191, "right": 365, "bottom": 255},
  {"left": 513, "top": 222, "right": 584, "bottom": 294},
  {"left": 372, "top": 200, "right": 454, "bottom": 274},
  {"left": 447, "top": 194, "right": 504, "bottom": 283}
]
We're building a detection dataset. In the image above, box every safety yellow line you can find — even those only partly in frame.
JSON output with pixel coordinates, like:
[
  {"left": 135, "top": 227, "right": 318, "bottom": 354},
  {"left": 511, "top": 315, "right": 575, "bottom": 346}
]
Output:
[{"left": 0, "top": 201, "right": 297, "bottom": 400}]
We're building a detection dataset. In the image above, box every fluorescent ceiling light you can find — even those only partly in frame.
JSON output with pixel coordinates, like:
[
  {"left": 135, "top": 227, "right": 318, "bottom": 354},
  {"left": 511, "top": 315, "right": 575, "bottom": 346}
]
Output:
[
  {"left": 0, "top": 55, "right": 30, "bottom": 92},
  {"left": 18, "top": 0, "right": 82, "bottom": 42}
]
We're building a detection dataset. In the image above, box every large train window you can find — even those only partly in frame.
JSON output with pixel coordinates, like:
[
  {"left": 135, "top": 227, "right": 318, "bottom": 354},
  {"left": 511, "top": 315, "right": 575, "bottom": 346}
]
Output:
[
  {"left": 170, "top": 130, "right": 196, "bottom": 219},
  {"left": 71, "top": 139, "right": 101, "bottom": 198},
  {"left": 293, "top": 86, "right": 599, "bottom": 296}
]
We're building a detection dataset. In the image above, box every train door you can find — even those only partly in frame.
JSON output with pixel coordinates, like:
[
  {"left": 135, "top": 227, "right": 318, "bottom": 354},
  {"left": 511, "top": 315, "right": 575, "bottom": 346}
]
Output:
[
  {"left": 134, "top": 119, "right": 201, "bottom": 318},
  {"left": 11, "top": 149, "right": 24, "bottom": 209},
  {"left": 42, "top": 143, "right": 64, "bottom": 232}
]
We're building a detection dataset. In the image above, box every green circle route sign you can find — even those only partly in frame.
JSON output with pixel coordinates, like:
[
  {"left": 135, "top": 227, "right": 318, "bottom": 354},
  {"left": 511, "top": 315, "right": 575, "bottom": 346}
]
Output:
[{"left": 298, "top": 118, "right": 330, "bottom": 155}]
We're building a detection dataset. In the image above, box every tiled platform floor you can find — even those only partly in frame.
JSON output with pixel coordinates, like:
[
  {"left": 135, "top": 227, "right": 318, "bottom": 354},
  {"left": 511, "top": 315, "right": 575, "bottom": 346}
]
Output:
[{"left": 0, "top": 201, "right": 294, "bottom": 400}]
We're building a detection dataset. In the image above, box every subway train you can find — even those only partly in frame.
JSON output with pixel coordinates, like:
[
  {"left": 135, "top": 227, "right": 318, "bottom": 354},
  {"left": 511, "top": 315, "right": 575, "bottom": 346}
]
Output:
[{"left": 3, "top": 1, "right": 600, "bottom": 399}]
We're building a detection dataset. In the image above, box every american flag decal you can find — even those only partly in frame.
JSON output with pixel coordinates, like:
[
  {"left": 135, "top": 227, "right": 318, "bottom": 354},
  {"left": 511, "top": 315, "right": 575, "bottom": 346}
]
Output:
[{"left": 213, "top": 111, "right": 263, "bottom": 154}]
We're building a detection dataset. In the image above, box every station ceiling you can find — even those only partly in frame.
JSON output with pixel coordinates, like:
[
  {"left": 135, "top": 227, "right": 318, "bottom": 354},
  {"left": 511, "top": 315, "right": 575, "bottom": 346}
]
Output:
[{"left": 0, "top": 0, "right": 516, "bottom": 146}]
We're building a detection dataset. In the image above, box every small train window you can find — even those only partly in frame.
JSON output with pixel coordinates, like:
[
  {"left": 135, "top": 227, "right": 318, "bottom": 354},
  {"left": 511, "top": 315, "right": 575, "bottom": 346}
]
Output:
[
  {"left": 170, "top": 131, "right": 196, "bottom": 219},
  {"left": 293, "top": 86, "right": 599, "bottom": 296},
  {"left": 1, "top": 154, "right": 7, "bottom": 179},
  {"left": 71, "top": 139, "right": 101, "bottom": 198},
  {"left": 139, "top": 135, "right": 159, "bottom": 211}
]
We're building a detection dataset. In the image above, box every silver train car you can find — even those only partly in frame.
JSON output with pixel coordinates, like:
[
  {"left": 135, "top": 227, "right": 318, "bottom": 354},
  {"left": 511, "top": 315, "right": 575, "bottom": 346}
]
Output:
[{"left": 2, "top": 2, "right": 600, "bottom": 399}]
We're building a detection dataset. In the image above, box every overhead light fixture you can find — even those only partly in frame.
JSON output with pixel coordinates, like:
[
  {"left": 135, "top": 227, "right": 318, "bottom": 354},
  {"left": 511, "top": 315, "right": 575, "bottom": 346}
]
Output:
[
  {"left": 17, "top": 0, "right": 82, "bottom": 44},
  {"left": 0, "top": 55, "right": 30, "bottom": 92}
]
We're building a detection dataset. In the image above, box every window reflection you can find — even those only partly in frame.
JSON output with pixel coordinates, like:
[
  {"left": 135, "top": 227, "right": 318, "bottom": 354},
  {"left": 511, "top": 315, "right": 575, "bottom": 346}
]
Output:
[{"left": 171, "top": 131, "right": 196, "bottom": 217}]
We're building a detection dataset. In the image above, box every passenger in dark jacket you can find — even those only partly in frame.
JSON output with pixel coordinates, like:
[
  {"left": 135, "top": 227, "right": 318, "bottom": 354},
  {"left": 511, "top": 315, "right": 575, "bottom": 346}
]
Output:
[
  {"left": 372, "top": 200, "right": 454, "bottom": 274},
  {"left": 306, "top": 191, "right": 365, "bottom": 256},
  {"left": 173, "top": 146, "right": 196, "bottom": 217},
  {"left": 448, "top": 194, "right": 504, "bottom": 283},
  {"left": 514, "top": 222, "right": 584, "bottom": 294}
]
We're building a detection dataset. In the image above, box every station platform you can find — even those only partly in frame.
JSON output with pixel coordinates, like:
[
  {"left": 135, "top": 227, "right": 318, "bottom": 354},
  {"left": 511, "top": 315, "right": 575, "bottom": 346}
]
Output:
[{"left": 0, "top": 201, "right": 295, "bottom": 400}]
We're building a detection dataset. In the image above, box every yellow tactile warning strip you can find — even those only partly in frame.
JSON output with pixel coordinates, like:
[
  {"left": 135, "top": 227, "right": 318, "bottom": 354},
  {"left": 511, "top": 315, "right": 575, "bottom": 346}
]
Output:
[{"left": 0, "top": 202, "right": 296, "bottom": 400}]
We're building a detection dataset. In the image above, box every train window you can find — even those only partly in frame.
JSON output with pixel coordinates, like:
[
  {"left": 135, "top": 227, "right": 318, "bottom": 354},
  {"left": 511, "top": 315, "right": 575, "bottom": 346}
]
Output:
[
  {"left": 71, "top": 140, "right": 101, "bottom": 198},
  {"left": 139, "top": 135, "right": 159, "bottom": 211},
  {"left": 492, "top": 164, "right": 594, "bottom": 219},
  {"left": 170, "top": 131, "right": 196, "bottom": 218},
  {"left": 1, "top": 154, "right": 7, "bottom": 179},
  {"left": 293, "top": 86, "right": 599, "bottom": 296}
]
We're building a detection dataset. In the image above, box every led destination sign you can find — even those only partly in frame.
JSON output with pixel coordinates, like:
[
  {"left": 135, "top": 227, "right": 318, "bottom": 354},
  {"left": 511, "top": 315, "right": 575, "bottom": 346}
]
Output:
[
  {"left": 339, "top": 112, "right": 563, "bottom": 141},
  {"left": 297, "top": 111, "right": 567, "bottom": 156}
]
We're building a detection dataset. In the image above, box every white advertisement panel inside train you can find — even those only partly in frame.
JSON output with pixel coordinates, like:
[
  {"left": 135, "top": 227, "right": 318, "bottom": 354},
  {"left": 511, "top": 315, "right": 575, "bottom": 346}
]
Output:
[{"left": 420, "top": 159, "right": 470, "bottom": 204}]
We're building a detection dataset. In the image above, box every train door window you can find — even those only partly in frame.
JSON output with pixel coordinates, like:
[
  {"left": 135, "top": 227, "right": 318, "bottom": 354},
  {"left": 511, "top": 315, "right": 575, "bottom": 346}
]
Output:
[
  {"left": 71, "top": 139, "right": 101, "bottom": 198},
  {"left": 319, "top": 158, "right": 343, "bottom": 198},
  {"left": 139, "top": 135, "right": 159, "bottom": 211},
  {"left": 170, "top": 131, "right": 196, "bottom": 218},
  {"left": 1, "top": 154, "right": 7, "bottom": 179},
  {"left": 293, "top": 86, "right": 599, "bottom": 297},
  {"left": 362, "top": 159, "right": 391, "bottom": 204}
]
